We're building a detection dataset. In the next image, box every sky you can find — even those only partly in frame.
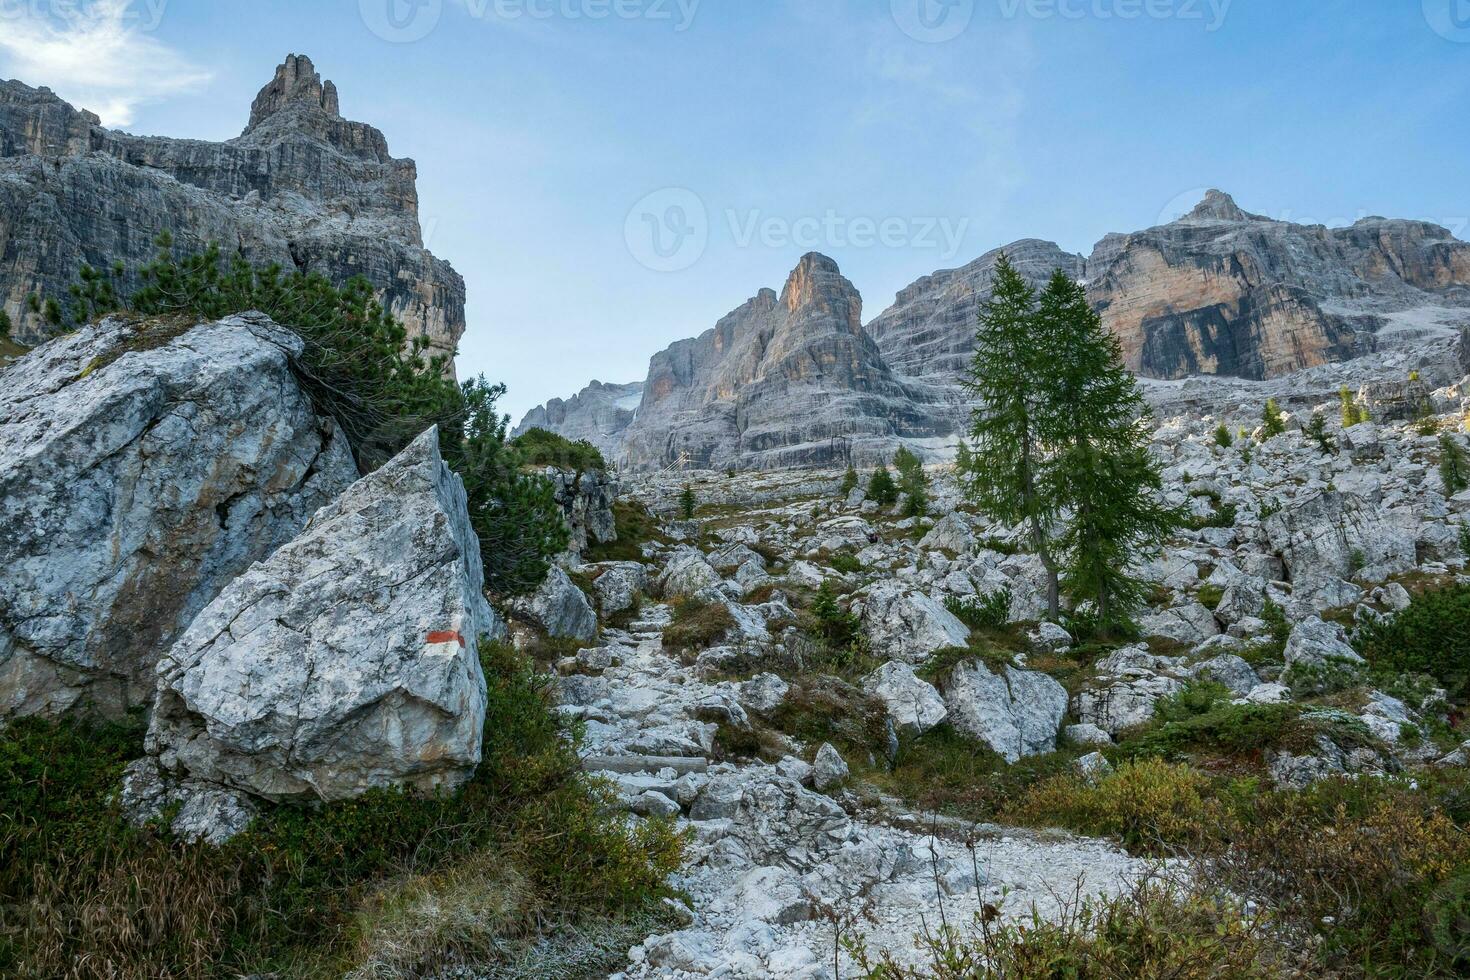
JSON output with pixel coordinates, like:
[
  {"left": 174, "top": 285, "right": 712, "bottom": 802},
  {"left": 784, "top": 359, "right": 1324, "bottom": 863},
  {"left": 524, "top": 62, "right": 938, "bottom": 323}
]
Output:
[{"left": 1, "top": 0, "right": 1467, "bottom": 422}]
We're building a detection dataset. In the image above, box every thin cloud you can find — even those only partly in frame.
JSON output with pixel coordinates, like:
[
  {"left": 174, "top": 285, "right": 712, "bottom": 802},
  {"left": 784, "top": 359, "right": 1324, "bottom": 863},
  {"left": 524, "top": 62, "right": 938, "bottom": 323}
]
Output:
[{"left": 0, "top": 0, "right": 211, "bottom": 128}]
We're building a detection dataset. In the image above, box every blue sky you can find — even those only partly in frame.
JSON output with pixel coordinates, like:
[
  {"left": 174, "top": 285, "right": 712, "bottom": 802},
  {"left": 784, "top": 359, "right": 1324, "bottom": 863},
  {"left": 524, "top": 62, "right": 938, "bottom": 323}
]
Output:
[{"left": 2, "top": 1, "right": 1467, "bottom": 421}]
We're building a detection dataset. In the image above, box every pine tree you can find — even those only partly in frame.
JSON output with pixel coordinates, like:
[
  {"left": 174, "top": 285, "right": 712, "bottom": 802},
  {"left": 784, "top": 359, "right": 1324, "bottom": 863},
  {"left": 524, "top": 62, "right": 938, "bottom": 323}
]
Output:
[
  {"left": 1339, "top": 385, "right": 1360, "bottom": 428},
  {"left": 892, "top": 446, "right": 929, "bottom": 517},
  {"left": 0, "top": 308, "right": 11, "bottom": 339},
  {"left": 680, "top": 484, "right": 696, "bottom": 520},
  {"left": 1036, "top": 271, "right": 1184, "bottom": 630},
  {"left": 956, "top": 255, "right": 1063, "bottom": 619},
  {"left": 867, "top": 465, "right": 898, "bottom": 507},
  {"left": 1305, "top": 413, "right": 1337, "bottom": 455},
  {"left": 1261, "top": 398, "right": 1287, "bottom": 439},
  {"left": 1213, "top": 424, "right": 1232, "bottom": 448},
  {"left": 838, "top": 465, "right": 859, "bottom": 497},
  {"left": 1441, "top": 434, "right": 1469, "bottom": 496}
]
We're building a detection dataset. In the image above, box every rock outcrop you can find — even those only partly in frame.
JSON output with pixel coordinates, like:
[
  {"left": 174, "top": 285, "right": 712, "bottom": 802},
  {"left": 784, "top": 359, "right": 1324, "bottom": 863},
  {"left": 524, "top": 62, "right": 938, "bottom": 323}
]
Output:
[
  {"left": 145, "top": 427, "right": 500, "bottom": 804},
  {"left": 0, "top": 314, "right": 358, "bottom": 720},
  {"left": 614, "top": 253, "right": 952, "bottom": 471},
  {"left": 866, "top": 239, "right": 1085, "bottom": 384},
  {"left": 1087, "top": 190, "right": 1470, "bottom": 379},
  {"left": 514, "top": 381, "right": 644, "bottom": 461},
  {"left": 0, "top": 54, "right": 465, "bottom": 358}
]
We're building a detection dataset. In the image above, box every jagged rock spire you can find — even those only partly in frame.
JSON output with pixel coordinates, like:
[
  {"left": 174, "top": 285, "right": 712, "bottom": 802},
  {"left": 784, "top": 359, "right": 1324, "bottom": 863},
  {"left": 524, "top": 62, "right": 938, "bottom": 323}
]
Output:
[{"left": 246, "top": 54, "right": 340, "bottom": 131}]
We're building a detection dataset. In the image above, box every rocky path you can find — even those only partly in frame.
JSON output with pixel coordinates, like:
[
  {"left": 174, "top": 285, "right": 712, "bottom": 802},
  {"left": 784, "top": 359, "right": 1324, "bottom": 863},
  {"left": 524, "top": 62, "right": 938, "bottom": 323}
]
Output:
[{"left": 556, "top": 603, "right": 1149, "bottom": 979}]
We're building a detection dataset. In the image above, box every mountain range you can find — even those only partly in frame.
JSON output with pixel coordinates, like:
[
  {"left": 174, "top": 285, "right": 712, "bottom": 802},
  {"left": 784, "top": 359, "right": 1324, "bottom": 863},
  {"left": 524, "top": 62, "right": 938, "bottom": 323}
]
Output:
[{"left": 520, "top": 190, "right": 1470, "bottom": 470}]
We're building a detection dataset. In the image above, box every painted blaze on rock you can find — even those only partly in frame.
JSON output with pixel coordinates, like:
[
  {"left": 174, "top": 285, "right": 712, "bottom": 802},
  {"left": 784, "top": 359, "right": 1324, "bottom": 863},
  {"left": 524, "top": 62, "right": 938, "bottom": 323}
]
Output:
[{"left": 146, "top": 427, "right": 503, "bottom": 803}]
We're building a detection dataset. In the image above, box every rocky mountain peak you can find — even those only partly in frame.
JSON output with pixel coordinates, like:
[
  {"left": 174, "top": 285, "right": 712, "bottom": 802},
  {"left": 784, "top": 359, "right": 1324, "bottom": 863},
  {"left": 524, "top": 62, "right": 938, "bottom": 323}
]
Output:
[
  {"left": 1182, "top": 188, "right": 1256, "bottom": 224},
  {"left": 246, "top": 54, "right": 340, "bottom": 132},
  {"left": 780, "top": 252, "right": 861, "bottom": 330}
]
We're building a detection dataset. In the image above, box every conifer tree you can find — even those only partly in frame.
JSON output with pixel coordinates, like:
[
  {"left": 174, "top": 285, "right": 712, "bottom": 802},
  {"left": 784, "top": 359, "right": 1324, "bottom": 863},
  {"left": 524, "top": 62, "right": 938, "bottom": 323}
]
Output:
[
  {"left": 1305, "top": 413, "right": 1337, "bottom": 455},
  {"left": 1035, "top": 271, "right": 1184, "bottom": 629},
  {"left": 680, "top": 484, "right": 696, "bottom": 520},
  {"left": 0, "top": 308, "right": 11, "bottom": 339},
  {"left": 839, "top": 464, "right": 859, "bottom": 497},
  {"left": 956, "top": 255, "right": 1062, "bottom": 618},
  {"left": 1339, "top": 385, "right": 1360, "bottom": 428},
  {"left": 892, "top": 446, "right": 929, "bottom": 517},
  {"left": 867, "top": 465, "right": 898, "bottom": 507},
  {"left": 1261, "top": 398, "right": 1287, "bottom": 439},
  {"left": 1441, "top": 434, "right": 1469, "bottom": 496},
  {"left": 1213, "top": 423, "right": 1232, "bottom": 448}
]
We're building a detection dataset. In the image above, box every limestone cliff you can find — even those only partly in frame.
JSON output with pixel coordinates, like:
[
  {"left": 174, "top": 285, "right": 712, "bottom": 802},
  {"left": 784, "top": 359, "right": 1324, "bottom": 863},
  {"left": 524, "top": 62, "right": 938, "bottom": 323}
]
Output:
[
  {"left": 617, "top": 253, "right": 950, "bottom": 470},
  {"left": 0, "top": 54, "right": 465, "bottom": 358}
]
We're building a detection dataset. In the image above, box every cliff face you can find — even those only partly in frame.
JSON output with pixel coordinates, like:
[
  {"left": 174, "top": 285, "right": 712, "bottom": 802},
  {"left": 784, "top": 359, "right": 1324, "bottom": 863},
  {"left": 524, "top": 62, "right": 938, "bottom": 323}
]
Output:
[
  {"left": 521, "top": 190, "right": 1470, "bottom": 472},
  {"left": 866, "top": 239, "right": 1086, "bottom": 383},
  {"left": 513, "top": 380, "right": 645, "bottom": 461},
  {"left": 617, "top": 253, "right": 950, "bottom": 471},
  {"left": 0, "top": 55, "right": 464, "bottom": 357},
  {"left": 1086, "top": 190, "right": 1470, "bottom": 379}
]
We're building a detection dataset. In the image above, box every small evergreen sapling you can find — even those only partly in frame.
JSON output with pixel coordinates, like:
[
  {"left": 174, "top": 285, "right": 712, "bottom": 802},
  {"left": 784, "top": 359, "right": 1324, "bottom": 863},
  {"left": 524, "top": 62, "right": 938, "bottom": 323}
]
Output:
[
  {"left": 0, "top": 308, "right": 11, "bottom": 339},
  {"left": 838, "top": 465, "right": 859, "bottom": 497},
  {"left": 1213, "top": 424, "right": 1232, "bottom": 448},
  {"left": 1261, "top": 398, "right": 1287, "bottom": 439},
  {"left": 892, "top": 446, "right": 929, "bottom": 517},
  {"left": 867, "top": 465, "right": 898, "bottom": 507},
  {"left": 1440, "top": 434, "right": 1469, "bottom": 496},
  {"left": 679, "top": 484, "right": 696, "bottom": 520},
  {"left": 1304, "top": 413, "right": 1337, "bottom": 455}
]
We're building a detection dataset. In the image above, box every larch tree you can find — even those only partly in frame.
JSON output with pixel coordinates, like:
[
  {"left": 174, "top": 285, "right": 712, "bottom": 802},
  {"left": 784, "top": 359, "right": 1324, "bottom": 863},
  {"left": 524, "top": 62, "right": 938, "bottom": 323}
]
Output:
[
  {"left": 1035, "top": 270, "right": 1184, "bottom": 630},
  {"left": 956, "top": 255, "right": 1063, "bottom": 619}
]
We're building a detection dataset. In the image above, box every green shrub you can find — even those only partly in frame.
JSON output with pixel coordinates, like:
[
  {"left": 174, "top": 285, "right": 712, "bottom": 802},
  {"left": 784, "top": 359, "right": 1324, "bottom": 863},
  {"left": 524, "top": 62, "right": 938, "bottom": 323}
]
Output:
[
  {"left": 0, "top": 308, "right": 11, "bottom": 338},
  {"left": 1125, "top": 701, "right": 1304, "bottom": 761},
  {"left": 1187, "top": 500, "right": 1238, "bottom": 530},
  {"left": 892, "top": 446, "right": 929, "bottom": 517},
  {"left": 944, "top": 589, "right": 1011, "bottom": 630},
  {"left": 1261, "top": 398, "right": 1287, "bottom": 438},
  {"left": 866, "top": 465, "right": 898, "bottom": 507},
  {"left": 662, "top": 597, "right": 735, "bottom": 656},
  {"left": 679, "top": 484, "right": 696, "bottom": 520},
  {"left": 585, "top": 500, "right": 666, "bottom": 563},
  {"left": 806, "top": 579, "right": 863, "bottom": 653},
  {"left": 1353, "top": 582, "right": 1470, "bottom": 695},
  {"left": 838, "top": 465, "right": 858, "bottom": 497},
  {"left": 0, "top": 643, "right": 684, "bottom": 978},
  {"left": 828, "top": 550, "right": 864, "bottom": 575},
  {"left": 511, "top": 427, "right": 606, "bottom": 472},
  {"left": 1212, "top": 423, "right": 1232, "bottom": 448},
  {"left": 1305, "top": 412, "right": 1337, "bottom": 454},
  {"left": 1006, "top": 759, "right": 1222, "bottom": 853}
]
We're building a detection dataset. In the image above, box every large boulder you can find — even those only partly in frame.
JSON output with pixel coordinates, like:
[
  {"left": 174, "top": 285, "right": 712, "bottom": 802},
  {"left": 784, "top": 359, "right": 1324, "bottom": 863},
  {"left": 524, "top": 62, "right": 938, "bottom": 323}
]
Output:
[
  {"left": 863, "top": 661, "right": 947, "bottom": 735},
  {"left": 145, "top": 428, "right": 501, "bottom": 805},
  {"left": 543, "top": 466, "right": 617, "bottom": 555},
  {"left": 1283, "top": 617, "right": 1365, "bottom": 670},
  {"left": 1263, "top": 490, "right": 1416, "bottom": 583},
  {"left": 0, "top": 315, "right": 359, "bottom": 720},
  {"left": 658, "top": 547, "right": 722, "bottom": 597},
  {"left": 508, "top": 566, "right": 597, "bottom": 641},
  {"left": 852, "top": 581, "right": 971, "bottom": 663},
  {"left": 941, "top": 660, "right": 1068, "bottom": 763}
]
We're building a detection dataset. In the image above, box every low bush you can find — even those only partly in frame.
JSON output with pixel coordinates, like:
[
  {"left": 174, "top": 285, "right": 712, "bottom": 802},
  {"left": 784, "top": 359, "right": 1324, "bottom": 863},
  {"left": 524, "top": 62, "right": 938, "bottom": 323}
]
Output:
[
  {"left": 662, "top": 597, "right": 736, "bottom": 656},
  {"left": 1004, "top": 758, "right": 1223, "bottom": 854},
  {"left": 943, "top": 589, "right": 1011, "bottom": 630},
  {"left": 511, "top": 427, "right": 606, "bottom": 472},
  {"left": 584, "top": 499, "right": 667, "bottom": 563},
  {"left": 828, "top": 550, "right": 864, "bottom": 575},
  {"left": 0, "top": 643, "right": 685, "bottom": 978},
  {"left": 1353, "top": 582, "right": 1470, "bottom": 696},
  {"left": 850, "top": 875, "right": 1298, "bottom": 980}
]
